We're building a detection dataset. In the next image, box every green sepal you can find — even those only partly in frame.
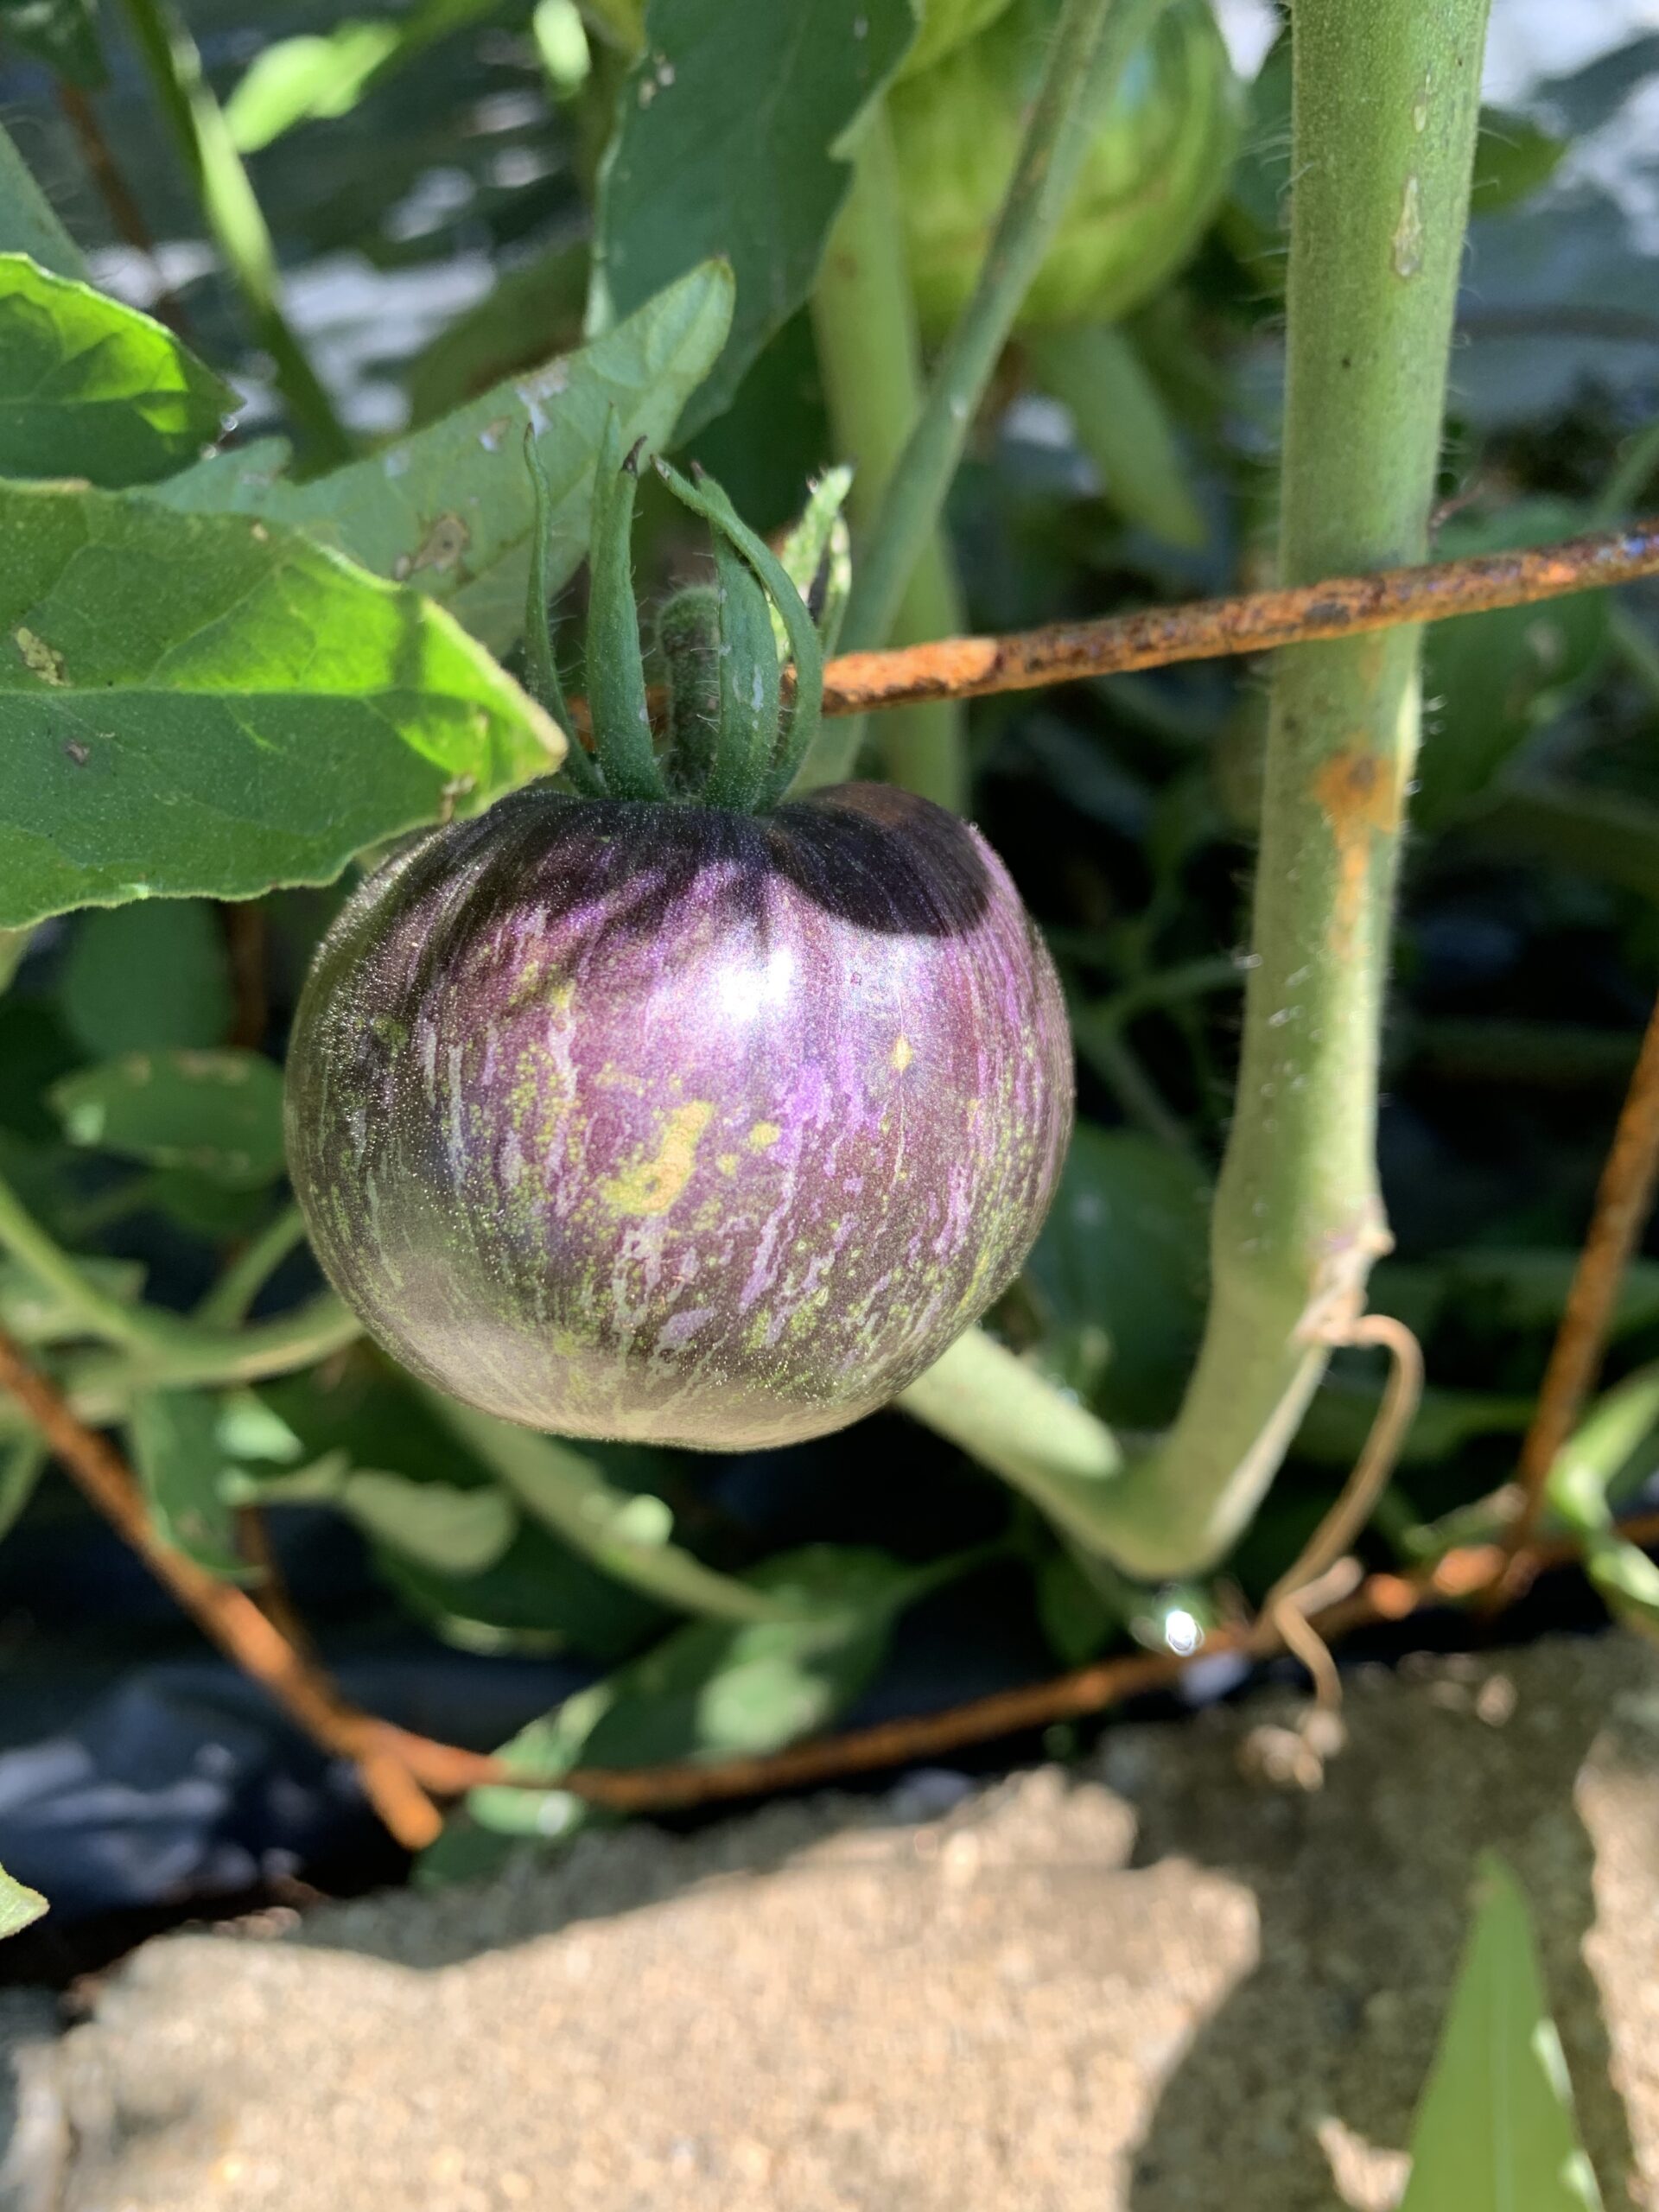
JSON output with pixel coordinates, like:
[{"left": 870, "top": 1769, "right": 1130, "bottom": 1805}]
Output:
[
  {"left": 585, "top": 409, "right": 667, "bottom": 802},
  {"left": 704, "top": 533, "right": 782, "bottom": 811},
  {"left": 523, "top": 429, "right": 605, "bottom": 796},
  {"left": 658, "top": 584, "right": 721, "bottom": 796},
  {"left": 653, "top": 455, "right": 825, "bottom": 805}
]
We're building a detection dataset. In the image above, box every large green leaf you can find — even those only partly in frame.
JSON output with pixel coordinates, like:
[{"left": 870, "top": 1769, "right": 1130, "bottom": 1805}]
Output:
[
  {"left": 60, "top": 899, "right": 232, "bottom": 1057},
  {"left": 148, "top": 262, "right": 734, "bottom": 652},
  {"left": 0, "top": 480, "right": 561, "bottom": 925},
  {"left": 0, "top": 1863, "right": 46, "bottom": 1940},
  {"left": 51, "top": 1049, "right": 287, "bottom": 1184},
  {"left": 589, "top": 0, "right": 913, "bottom": 435},
  {"left": 1400, "top": 1853, "right": 1601, "bottom": 2212},
  {"left": 0, "top": 255, "right": 236, "bottom": 486}
]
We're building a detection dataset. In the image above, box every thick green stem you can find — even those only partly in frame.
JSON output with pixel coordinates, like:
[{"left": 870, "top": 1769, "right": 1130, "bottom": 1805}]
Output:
[
  {"left": 423, "top": 1391, "right": 811, "bottom": 1626},
  {"left": 114, "top": 0, "right": 352, "bottom": 466},
  {"left": 807, "top": 107, "right": 968, "bottom": 808},
  {"left": 899, "top": 1329, "right": 1123, "bottom": 1554},
  {"left": 830, "top": 0, "right": 1168, "bottom": 680},
  {"left": 1080, "top": 0, "right": 1493, "bottom": 1578}
]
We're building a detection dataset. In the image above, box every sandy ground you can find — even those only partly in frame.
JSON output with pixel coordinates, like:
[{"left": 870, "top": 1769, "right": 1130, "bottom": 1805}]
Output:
[{"left": 6, "top": 1631, "right": 1659, "bottom": 2211}]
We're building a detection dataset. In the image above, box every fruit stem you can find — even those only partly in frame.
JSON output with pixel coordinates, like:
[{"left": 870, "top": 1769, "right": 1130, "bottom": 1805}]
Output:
[
  {"left": 824, "top": 0, "right": 1171, "bottom": 703},
  {"left": 805, "top": 103, "right": 969, "bottom": 810},
  {"left": 899, "top": 1329, "right": 1124, "bottom": 1554},
  {"left": 421, "top": 1391, "right": 821, "bottom": 1626},
  {"left": 113, "top": 0, "right": 353, "bottom": 468},
  {"left": 1076, "top": 0, "right": 1494, "bottom": 1578}
]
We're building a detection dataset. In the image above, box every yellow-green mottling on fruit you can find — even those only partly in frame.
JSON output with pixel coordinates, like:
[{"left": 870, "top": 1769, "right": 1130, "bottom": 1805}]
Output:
[
  {"left": 285, "top": 782, "right": 1072, "bottom": 1452},
  {"left": 891, "top": 0, "right": 1243, "bottom": 338}
]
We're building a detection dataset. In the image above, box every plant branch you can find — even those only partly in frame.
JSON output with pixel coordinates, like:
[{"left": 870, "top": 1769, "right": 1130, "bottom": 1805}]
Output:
[
  {"left": 897, "top": 1329, "right": 1123, "bottom": 1552},
  {"left": 1510, "top": 986, "right": 1659, "bottom": 1556},
  {"left": 828, "top": 0, "right": 1171, "bottom": 688},
  {"left": 113, "top": 0, "right": 352, "bottom": 465},
  {"left": 1061, "top": 0, "right": 1493, "bottom": 1579},
  {"left": 0, "top": 1323, "right": 440, "bottom": 1848},
  {"left": 809, "top": 103, "right": 968, "bottom": 807}
]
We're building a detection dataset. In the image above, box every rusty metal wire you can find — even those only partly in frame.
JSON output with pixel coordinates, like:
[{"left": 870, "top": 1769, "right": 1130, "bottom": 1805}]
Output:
[{"left": 816, "top": 518, "right": 1659, "bottom": 717}]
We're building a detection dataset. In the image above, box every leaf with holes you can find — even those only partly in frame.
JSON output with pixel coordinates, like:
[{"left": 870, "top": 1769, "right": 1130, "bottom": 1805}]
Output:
[
  {"left": 589, "top": 0, "right": 912, "bottom": 435},
  {"left": 0, "top": 480, "right": 561, "bottom": 926},
  {"left": 0, "top": 255, "right": 235, "bottom": 486},
  {"left": 51, "top": 1050, "right": 287, "bottom": 1185},
  {"left": 146, "top": 262, "right": 734, "bottom": 652}
]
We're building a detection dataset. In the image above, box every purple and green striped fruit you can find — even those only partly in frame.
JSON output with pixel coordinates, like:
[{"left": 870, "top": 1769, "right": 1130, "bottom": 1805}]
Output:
[{"left": 286, "top": 780, "right": 1072, "bottom": 1451}]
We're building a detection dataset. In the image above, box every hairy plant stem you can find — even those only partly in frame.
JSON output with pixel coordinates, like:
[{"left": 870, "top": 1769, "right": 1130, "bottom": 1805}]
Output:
[
  {"left": 1080, "top": 0, "right": 1494, "bottom": 1577},
  {"left": 808, "top": 105, "right": 968, "bottom": 809},
  {"left": 826, "top": 0, "right": 1170, "bottom": 692},
  {"left": 114, "top": 0, "right": 352, "bottom": 466}
]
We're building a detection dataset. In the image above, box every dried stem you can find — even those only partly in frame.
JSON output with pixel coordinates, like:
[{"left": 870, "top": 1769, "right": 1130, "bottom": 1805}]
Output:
[
  {"left": 0, "top": 1325, "right": 441, "bottom": 1849},
  {"left": 1510, "top": 987, "right": 1659, "bottom": 1555}
]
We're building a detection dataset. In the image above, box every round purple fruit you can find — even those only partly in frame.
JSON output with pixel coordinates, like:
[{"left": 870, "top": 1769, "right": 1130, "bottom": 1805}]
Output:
[{"left": 286, "top": 780, "right": 1071, "bottom": 1450}]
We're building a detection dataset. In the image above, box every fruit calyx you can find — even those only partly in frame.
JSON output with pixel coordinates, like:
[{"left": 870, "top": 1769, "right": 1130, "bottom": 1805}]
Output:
[{"left": 524, "top": 410, "right": 842, "bottom": 816}]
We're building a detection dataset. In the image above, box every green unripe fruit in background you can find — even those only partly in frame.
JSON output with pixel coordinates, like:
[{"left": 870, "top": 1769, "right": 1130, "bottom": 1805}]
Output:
[
  {"left": 890, "top": 0, "right": 1243, "bottom": 338},
  {"left": 579, "top": 0, "right": 1013, "bottom": 75}
]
